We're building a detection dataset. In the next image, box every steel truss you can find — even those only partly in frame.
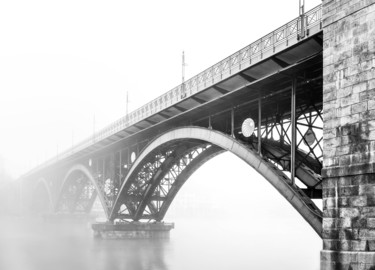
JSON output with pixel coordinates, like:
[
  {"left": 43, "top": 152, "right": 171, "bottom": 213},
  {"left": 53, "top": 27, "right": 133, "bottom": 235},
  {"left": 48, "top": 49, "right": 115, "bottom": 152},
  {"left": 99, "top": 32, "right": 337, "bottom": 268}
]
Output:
[
  {"left": 253, "top": 100, "right": 323, "bottom": 190},
  {"left": 56, "top": 171, "right": 97, "bottom": 214},
  {"left": 113, "top": 141, "right": 218, "bottom": 221},
  {"left": 54, "top": 75, "right": 323, "bottom": 222},
  {"left": 105, "top": 127, "right": 322, "bottom": 232}
]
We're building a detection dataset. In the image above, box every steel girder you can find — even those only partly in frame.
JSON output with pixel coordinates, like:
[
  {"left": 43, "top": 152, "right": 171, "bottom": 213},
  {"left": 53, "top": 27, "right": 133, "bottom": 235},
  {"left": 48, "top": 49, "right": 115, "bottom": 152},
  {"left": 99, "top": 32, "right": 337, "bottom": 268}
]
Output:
[{"left": 109, "top": 127, "right": 322, "bottom": 237}]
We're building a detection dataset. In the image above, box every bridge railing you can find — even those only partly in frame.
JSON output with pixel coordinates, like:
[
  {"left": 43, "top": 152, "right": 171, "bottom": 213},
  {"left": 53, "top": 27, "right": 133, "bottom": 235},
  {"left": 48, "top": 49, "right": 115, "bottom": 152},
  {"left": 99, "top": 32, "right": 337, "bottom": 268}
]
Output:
[
  {"left": 86, "top": 4, "right": 322, "bottom": 144},
  {"left": 27, "top": 5, "right": 322, "bottom": 176}
]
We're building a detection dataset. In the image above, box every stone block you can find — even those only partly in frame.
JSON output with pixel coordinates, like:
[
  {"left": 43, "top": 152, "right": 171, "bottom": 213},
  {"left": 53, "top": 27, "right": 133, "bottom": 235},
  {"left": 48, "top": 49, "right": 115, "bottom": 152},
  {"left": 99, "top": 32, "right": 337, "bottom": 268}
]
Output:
[
  {"left": 340, "top": 228, "right": 358, "bottom": 239},
  {"left": 361, "top": 207, "right": 375, "bottom": 217},
  {"left": 352, "top": 101, "right": 368, "bottom": 113},
  {"left": 368, "top": 100, "right": 375, "bottom": 110},
  {"left": 352, "top": 240, "right": 368, "bottom": 251},
  {"left": 325, "top": 177, "right": 340, "bottom": 188},
  {"left": 324, "top": 239, "right": 340, "bottom": 250},
  {"left": 324, "top": 187, "right": 338, "bottom": 197},
  {"left": 358, "top": 252, "right": 375, "bottom": 264},
  {"left": 325, "top": 128, "right": 338, "bottom": 140},
  {"left": 340, "top": 154, "right": 353, "bottom": 166},
  {"left": 340, "top": 207, "right": 360, "bottom": 218},
  {"left": 325, "top": 228, "right": 341, "bottom": 239},
  {"left": 338, "top": 217, "right": 354, "bottom": 228},
  {"left": 325, "top": 208, "right": 340, "bottom": 218},
  {"left": 340, "top": 197, "right": 351, "bottom": 207},
  {"left": 368, "top": 240, "right": 375, "bottom": 251},
  {"left": 359, "top": 185, "right": 375, "bottom": 195},
  {"left": 367, "top": 195, "right": 375, "bottom": 206},
  {"left": 321, "top": 250, "right": 339, "bottom": 262},
  {"left": 361, "top": 109, "right": 375, "bottom": 121},
  {"left": 325, "top": 217, "right": 339, "bottom": 229},
  {"left": 339, "top": 239, "right": 353, "bottom": 251},
  {"left": 360, "top": 89, "right": 375, "bottom": 102},
  {"left": 339, "top": 186, "right": 360, "bottom": 196},
  {"left": 353, "top": 174, "right": 375, "bottom": 185},
  {"left": 340, "top": 113, "right": 360, "bottom": 126},
  {"left": 367, "top": 218, "right": 375, "bottom": 228},
  {"left": 340, "top": 176, "right": 354, "bottom": 186},
  {"left": 325, "top": 197, "right": 339, "bottom": 209},
  {"left": 351, "top": 196, "right": 368, "bottom": 207},
  {"left": 353, "top": 81, "right": 368, "bottom": 93},
  {"left": 352, "top": 217, "right": 368, "bottom": 228}
]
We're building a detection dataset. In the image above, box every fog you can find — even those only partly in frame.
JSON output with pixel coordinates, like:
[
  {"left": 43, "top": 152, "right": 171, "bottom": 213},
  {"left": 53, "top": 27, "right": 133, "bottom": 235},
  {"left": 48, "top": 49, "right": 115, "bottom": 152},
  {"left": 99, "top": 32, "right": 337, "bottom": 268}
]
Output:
[
  {"left": 0, "top": 153, "right": 320, "bottom": 270},
  {"left": 0, "top": 0, "right": 322, "bottom": 269}
]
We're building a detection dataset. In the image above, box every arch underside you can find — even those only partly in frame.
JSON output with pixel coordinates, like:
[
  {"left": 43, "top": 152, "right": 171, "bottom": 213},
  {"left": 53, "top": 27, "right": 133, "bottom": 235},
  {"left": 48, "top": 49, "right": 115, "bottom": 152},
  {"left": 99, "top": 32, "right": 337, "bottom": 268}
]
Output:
[
  {"left": 31, "top": 178, "right": 54, "bottom": 214},
  {"left": 110, "top": 127, "right": 322, "bottom": 237},
  {"left": 55, "top": 165, "right": 105, "bottom": 216}
]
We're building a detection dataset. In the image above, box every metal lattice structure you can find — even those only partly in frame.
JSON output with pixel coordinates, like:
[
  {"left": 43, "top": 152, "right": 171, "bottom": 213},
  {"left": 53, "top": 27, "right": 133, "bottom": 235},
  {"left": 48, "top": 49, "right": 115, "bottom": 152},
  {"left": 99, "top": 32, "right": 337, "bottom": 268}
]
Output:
[{"left": 18, "top": 5, "right": 325, "bottom": 237}]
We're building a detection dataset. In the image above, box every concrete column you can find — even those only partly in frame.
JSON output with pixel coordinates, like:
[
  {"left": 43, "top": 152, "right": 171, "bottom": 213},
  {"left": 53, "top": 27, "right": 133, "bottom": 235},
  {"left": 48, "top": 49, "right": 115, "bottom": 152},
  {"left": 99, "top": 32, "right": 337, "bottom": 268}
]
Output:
[{"left": 322, "top": 0, "right": 375, "bottom": 269}]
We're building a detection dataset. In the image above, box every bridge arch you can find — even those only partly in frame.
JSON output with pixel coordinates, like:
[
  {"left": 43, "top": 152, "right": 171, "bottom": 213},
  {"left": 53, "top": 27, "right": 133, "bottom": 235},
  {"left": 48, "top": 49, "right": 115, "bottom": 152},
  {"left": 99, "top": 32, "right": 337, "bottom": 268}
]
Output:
[
  {"left": 111, "top": 127, "right": 322, "bottom": 237},
  {"left": 31, "top": 178, "right": 54, "bottom": 214},
  {"left": 55, "top": 164, "right": 108, "bottom": 217}
]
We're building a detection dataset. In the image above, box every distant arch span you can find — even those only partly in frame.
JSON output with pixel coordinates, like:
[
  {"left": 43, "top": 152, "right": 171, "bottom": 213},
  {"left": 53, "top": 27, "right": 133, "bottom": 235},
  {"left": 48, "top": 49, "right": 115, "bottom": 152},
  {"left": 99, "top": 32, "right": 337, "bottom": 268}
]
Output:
[
  {"left": 55, "top": 164, "right": 107, "bottom": 217},
  {"left": 32, "top": 178, "right": 54, "bottom": 213}
]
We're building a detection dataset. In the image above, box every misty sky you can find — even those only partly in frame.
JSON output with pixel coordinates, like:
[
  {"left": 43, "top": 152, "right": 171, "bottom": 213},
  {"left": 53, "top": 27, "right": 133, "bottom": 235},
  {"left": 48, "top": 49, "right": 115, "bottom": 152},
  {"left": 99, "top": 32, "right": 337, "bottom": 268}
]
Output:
[
  {"left": 0, "top": 0, "right": 322, "bottom": 177},
  {"left": 0, "top": 1, "right": 323, "bottom": 269}
]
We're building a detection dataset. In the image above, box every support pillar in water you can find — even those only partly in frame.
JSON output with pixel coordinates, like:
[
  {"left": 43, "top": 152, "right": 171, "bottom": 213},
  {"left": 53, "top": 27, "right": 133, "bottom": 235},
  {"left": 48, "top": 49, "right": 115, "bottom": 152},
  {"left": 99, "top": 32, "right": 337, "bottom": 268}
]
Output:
[
  {"left": 91, "top": 221, "right": 174, "bottom": 239},
  {"left": 322, "top": 0, "right": 375, "bottom": 269}
]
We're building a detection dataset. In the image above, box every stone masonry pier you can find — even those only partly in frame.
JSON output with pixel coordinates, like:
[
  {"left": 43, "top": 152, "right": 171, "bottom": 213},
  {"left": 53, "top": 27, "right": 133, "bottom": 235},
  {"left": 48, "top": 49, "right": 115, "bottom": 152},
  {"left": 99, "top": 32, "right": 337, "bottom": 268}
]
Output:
[{"left": 322, "top": 0, "right": 375, "bottom": 269}]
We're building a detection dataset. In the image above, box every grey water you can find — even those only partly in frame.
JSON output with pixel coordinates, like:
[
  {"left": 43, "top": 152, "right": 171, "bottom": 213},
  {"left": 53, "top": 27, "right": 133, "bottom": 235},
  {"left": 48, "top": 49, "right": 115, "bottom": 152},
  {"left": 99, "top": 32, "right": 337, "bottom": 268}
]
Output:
[{"left": 0, "top": 216, "right": 320, "bottom": 270}]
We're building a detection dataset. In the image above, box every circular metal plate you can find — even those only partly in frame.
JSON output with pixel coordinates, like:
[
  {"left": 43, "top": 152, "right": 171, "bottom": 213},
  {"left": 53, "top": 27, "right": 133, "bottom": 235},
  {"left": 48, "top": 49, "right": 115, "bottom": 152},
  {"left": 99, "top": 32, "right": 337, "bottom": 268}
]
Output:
[{"left": 241, "top": 118, "right": 255, "bottom": 137}]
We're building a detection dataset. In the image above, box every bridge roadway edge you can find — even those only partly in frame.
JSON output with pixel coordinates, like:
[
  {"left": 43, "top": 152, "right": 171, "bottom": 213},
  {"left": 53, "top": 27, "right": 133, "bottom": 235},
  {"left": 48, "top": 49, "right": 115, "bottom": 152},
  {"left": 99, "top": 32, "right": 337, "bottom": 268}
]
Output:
[{"left": 321, "top": 0, "right": 375, "bottom": 269}]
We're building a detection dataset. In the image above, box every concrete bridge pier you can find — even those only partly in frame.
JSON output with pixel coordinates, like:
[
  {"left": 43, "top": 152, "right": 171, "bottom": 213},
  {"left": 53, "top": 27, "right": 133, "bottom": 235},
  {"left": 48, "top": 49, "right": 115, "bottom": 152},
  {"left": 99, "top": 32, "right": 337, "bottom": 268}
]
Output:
[
  {"left": 91, "top": 221, "right": 174, "bottom": 239},
  {"left": 322, "top": 0, "right": 375, "bottom": 269}
]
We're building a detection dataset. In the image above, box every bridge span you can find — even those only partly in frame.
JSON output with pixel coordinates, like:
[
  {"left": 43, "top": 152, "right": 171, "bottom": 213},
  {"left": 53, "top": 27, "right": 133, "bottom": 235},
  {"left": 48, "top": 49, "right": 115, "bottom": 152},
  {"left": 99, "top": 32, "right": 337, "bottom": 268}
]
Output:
[
  {"left": 17, "top": 4, "right": 323, "bottom": 235},
  {"left": 10, "top": 1, "right": 375, "bottom": 268}
]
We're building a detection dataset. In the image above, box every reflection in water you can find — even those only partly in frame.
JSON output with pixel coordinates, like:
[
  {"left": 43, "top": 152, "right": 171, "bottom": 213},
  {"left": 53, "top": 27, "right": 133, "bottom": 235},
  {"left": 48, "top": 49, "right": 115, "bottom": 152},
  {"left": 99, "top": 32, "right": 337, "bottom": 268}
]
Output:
[
  {"left": 93, "top": 238, "right": 168, "bottom": 270},
  {"left": 0, "top": 215, "right": 321, "bottom": 270},
  {"left": 0, "top": 153, "right": 321, "bottom": 270},
  {"left": 0, "top": 217, "right": 170, "bottom": 270}
]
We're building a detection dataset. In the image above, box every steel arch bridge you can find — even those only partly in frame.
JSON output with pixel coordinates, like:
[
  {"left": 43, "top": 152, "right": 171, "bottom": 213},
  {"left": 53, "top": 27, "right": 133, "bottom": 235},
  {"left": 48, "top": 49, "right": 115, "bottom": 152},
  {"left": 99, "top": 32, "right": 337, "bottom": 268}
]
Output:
[{"left": 15, "top": 5, "right": 323, "bottom": 237}]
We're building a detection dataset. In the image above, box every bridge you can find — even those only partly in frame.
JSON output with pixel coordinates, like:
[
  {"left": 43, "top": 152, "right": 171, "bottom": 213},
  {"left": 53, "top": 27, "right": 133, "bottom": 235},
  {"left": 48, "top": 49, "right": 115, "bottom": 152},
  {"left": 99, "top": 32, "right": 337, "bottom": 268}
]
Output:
[{"left": 6, "top": 1, "right": 375, "bottom": 269}]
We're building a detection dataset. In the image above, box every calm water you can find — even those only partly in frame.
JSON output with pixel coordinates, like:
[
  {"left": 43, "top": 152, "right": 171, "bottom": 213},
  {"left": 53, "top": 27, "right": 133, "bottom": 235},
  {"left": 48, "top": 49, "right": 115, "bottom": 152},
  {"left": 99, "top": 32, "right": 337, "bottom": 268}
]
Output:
[
  {"left": 0, "top": 154, "right": 321, "bottom": 269},
  {"left": 0, "top": 216, "right": 320, "bottom": 270}
]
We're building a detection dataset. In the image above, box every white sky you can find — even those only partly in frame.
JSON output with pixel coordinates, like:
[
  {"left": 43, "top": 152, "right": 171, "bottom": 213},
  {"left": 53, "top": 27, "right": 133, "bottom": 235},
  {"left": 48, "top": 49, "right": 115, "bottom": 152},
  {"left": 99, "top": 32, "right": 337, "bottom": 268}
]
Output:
[
  {"left": 0, "top": 2, "right": 323, "bottom": 268},
  {"left": 0, "top": 0, "right": 322, "bottom": 176}
]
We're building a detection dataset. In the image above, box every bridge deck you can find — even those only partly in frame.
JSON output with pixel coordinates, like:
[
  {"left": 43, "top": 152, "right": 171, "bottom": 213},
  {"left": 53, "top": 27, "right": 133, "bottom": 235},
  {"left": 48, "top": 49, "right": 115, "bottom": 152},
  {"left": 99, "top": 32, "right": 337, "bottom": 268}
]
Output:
[{"left": 24, "top": 5, "right": 322, "bottom": 178}]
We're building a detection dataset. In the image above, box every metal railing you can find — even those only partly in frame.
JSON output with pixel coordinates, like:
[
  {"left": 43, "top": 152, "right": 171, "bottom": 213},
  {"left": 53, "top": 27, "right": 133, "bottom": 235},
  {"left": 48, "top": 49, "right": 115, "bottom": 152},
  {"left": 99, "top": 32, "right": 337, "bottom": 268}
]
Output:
[{"left": 29, "top": 5, "right": 322, "bottom": 175}]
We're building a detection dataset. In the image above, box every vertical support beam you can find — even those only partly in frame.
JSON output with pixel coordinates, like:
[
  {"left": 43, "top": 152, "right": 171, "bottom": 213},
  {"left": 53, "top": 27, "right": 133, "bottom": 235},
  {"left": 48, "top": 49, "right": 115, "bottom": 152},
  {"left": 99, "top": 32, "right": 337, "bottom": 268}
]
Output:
[
  {"left": 208, "top": 115, "right": 212, "bottom": 129},
  {"left": 119, "top": 150, "right": 122, "bottom": 185},
  {"left": 102, "top": 157, "right": 105, "bottom": 182},
  {"left": 299, "top": 0, "right": 305, "bottom": 39},
  {"left": 258, "top": 92, "right": 262, "bottom": 155},
  {"left": 127, "top": 148, "right": 130, "bottom": 167},
  {"left": 291, "top": 77, "right": 297, "bottom": 185},
  {"left": 231, "top": 108, "right": 235, "bottom": 138}
]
